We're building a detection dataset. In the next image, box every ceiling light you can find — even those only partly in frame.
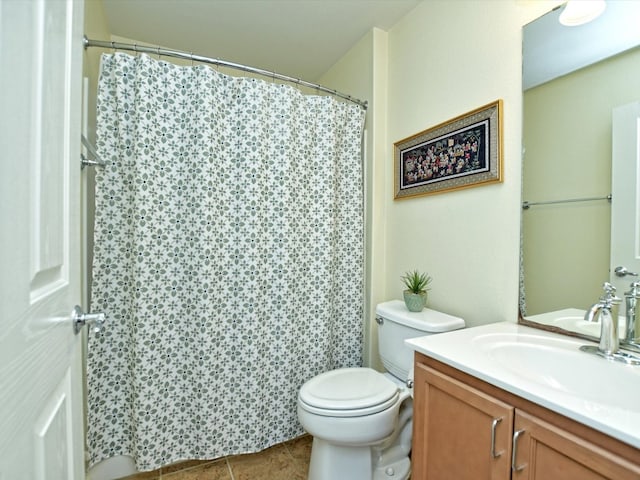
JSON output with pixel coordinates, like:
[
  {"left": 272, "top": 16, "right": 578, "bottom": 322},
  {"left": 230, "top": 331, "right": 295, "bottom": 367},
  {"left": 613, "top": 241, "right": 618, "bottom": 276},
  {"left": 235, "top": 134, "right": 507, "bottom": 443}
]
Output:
[{"left": 559, "top": 0, "right": 606, "bottom": 26}]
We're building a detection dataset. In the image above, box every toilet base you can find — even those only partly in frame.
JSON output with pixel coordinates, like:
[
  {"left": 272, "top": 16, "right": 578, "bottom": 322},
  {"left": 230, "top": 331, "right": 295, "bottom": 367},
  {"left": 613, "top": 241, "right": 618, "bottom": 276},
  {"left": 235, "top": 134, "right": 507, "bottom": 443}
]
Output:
[
  {"left": 307, "top": 437, "right": 410, "bottom": 480},
  {"left": 373, "top": 457, "right": 410, "bottom": 480},
  {"left": 308, "top": 437, "right": 372, "bottom": 480}
]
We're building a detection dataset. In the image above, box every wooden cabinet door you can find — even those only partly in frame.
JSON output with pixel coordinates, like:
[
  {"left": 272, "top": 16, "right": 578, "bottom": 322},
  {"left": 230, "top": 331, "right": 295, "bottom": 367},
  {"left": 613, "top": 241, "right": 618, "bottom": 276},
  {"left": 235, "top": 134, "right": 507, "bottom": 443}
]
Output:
[
  {"left": 512, "top": 410, "right": 640, "bottom": 480},
  {"left": 413, "top": 363, "right": 514, "bottom": 480}
]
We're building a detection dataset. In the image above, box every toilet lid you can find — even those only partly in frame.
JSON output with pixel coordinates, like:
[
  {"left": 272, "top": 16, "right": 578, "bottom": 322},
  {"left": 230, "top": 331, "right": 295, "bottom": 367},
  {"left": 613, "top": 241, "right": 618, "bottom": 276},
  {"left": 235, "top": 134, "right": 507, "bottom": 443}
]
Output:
[{"left": 299, "top": 368, "right": 399, "bottom": 416}]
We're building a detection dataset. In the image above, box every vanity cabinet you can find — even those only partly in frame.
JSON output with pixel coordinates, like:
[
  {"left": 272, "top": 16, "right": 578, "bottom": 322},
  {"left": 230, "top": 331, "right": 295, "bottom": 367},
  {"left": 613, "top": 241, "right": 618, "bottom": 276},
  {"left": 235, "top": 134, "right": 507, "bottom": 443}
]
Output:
[{"left": 412, "top": 353, "right": 640, "bottom": 480}]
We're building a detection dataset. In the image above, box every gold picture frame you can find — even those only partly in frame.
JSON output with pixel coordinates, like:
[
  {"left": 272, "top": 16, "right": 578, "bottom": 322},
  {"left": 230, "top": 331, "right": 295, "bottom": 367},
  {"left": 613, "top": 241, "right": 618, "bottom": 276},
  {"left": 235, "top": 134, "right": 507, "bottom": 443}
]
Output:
[{"left": 394, "top": 100, "right": 503, "bottom": 199}]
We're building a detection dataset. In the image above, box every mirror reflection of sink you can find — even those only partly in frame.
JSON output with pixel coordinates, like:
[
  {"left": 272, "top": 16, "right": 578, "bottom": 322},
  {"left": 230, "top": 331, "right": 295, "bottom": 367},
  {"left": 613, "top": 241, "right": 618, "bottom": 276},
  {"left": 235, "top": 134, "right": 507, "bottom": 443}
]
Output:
[
  {"left": 471, "top": 332, "right": 640, "bottom": 411},
  {"left": 525, "top": 308, "right": 626, "bottom": 339},
  {"left": 553, "top": 315, "right": 601, "bottom": 337}
]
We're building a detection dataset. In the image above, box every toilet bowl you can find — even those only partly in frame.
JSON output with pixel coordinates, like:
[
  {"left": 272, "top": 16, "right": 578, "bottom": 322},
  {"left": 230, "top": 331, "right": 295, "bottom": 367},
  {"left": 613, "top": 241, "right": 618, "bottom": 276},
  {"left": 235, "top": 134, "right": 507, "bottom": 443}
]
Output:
[
  {"left": 298, "top": 368, "right": 413, "bottom": 480},
  {"left": 297, "top": 300, "right": 465, "bottom": 480},
  {"left": 298, "top": 368, "right": 407, "bottom": 446}
]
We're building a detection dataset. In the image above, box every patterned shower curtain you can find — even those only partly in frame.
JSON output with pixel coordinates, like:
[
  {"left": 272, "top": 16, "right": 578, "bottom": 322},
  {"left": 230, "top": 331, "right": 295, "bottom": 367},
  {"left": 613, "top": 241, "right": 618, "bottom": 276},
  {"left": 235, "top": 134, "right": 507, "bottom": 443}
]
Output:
[{"left": 87, "top": 52, "right": 365, "bottom": 471}]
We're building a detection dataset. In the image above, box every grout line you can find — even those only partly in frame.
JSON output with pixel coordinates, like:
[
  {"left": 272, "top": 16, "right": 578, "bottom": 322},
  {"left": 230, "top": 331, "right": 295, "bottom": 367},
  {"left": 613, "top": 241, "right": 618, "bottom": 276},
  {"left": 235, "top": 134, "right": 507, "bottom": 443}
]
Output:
[
  {"left": 225, "top": 458, "right": 236, "bottom": 480},
  {"left": 282, "top": 442, "right": 304, "bottom": 476},
  {"left": 161, "top": 459, "right": 222, "bottom": 479},
  {"left": 281, "top": 441, "right": 294, "bottom": 460}
]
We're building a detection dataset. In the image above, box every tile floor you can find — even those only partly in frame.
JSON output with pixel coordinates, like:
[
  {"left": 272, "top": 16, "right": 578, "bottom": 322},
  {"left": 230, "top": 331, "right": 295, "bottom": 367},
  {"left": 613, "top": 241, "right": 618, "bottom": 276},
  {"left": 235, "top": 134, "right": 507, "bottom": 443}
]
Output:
[{"left": 118, "top": 435, "right": 312, "bottom": 480}]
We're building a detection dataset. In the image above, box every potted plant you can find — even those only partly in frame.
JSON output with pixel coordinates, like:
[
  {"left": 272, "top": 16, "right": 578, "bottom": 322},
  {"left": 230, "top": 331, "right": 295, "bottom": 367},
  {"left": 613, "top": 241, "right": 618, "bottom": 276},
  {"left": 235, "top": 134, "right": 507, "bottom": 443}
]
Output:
[{"left": 401, "top": 270, "right": 432, "bottom": 312}]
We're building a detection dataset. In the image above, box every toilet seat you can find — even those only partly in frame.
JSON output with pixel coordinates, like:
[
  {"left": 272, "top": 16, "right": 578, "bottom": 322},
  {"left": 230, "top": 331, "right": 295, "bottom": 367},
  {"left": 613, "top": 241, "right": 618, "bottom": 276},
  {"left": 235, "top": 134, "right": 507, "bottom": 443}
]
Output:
[{"left": 298, "top": 368, "right": 399, "bottom": 417}]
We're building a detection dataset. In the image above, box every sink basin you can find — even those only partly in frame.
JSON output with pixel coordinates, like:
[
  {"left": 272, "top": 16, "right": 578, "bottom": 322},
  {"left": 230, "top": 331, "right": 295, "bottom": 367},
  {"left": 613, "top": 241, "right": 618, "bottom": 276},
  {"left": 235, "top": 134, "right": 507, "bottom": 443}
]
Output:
[
  {"left": 471, "top": 332, "right": 640, "bottom": 411},
  {"left": 407, "top": 322, "right": 640, "bottom": 448}
]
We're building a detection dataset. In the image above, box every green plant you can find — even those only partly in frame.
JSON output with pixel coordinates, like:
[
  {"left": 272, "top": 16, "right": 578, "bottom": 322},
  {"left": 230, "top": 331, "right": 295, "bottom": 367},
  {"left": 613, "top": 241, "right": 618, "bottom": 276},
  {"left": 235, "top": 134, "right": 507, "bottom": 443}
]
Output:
[{"left": 401, "top": 270, "right": 432, "bottom": 294}]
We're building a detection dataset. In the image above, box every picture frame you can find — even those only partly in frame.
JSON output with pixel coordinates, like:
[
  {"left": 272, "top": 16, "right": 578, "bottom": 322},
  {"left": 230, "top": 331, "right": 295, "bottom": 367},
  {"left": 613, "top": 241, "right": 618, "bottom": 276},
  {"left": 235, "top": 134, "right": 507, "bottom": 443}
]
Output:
[{"left": 394, "top": 100, "right": 503, "bottom": 199}]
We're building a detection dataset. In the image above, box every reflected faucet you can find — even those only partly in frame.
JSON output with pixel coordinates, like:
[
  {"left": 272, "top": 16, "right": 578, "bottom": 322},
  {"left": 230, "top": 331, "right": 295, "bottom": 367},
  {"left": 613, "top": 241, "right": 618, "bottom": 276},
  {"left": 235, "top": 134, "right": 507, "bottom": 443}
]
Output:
[
  {"left": 584, "top": 282, "right": 621, "bottom": 355},
  {"left": 624, "top": 281, "right": 640, "bottom": 345}
]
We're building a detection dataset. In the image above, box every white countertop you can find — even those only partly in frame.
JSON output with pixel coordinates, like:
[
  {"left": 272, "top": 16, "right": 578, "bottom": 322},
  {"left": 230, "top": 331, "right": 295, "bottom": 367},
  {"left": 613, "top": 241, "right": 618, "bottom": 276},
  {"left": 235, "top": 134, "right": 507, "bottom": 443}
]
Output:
[{"left": 406, "top": 321, "right": 640, "bottom": 449}]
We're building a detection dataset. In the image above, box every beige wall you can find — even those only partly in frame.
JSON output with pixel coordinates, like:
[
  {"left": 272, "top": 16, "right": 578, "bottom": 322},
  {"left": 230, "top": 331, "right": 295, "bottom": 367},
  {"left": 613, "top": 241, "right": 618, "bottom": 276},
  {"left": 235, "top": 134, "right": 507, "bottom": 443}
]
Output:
[
  {"left": 82, "top": 0, "right": 110, "bottom": 306},
  {"left": 82, "top": 0, "right": 562, "bottom": 367},
  {"left": 523, "top": 46, "right": 640, "bottom": 315},
  {"left": 318, "top": 0, "right": 560, "bottom": 367},
  {"left": 320, "top": 29, "right": 388, "bottom": 369},
  {"left": 83, "top": 0, "right": 109, "bottom": 130},
  {"left": 383, "top": 0, "right": 552, "bottom": 329}
]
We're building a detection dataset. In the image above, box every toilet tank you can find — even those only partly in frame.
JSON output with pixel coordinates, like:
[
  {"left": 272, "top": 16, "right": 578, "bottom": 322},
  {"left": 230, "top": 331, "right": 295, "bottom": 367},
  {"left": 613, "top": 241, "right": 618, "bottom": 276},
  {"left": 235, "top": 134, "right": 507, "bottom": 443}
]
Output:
[{"left": 375, "top": 300, "right": 465, "bottom": 381}]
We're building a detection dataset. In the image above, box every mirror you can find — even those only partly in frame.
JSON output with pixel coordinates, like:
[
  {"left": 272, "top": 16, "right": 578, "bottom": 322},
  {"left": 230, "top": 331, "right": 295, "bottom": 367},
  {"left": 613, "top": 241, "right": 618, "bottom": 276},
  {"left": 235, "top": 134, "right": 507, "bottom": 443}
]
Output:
[{"left": 520, "top": 1, "right": 640, "bottom": 339}]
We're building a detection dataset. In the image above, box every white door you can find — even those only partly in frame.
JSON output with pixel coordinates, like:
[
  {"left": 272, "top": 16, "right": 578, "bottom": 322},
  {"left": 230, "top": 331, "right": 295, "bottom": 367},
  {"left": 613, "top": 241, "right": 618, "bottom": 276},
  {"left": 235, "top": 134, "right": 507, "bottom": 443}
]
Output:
[
  {"left": 0, "top": 0, "right": 85, "bottom": 479},
  {"left": 610, "top": 101, "right": 640, "bottom": 295}
]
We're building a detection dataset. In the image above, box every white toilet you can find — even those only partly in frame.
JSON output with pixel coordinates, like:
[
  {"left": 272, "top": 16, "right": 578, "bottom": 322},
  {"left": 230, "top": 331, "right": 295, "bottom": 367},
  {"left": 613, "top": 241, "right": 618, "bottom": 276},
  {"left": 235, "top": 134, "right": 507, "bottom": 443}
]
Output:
[{"left": 297, "top": 299, "right": 465, "bottom": 480}]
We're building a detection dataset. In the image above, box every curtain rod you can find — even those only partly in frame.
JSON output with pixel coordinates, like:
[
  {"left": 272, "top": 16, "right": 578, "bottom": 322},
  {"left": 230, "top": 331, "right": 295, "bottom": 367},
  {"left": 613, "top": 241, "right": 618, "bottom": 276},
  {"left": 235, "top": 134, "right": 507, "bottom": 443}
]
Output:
[{"left": 83, "top": 36, "right": 367, "bottom": 109}]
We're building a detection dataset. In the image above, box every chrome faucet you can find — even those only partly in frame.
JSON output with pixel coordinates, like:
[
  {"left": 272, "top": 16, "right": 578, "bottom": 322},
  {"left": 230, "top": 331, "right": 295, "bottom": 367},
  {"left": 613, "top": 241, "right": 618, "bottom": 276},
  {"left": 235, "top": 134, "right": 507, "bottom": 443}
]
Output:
[
  {"left": 584, "top": 282, "right": 621, "bottom": 355},
  {"left": 583, "top": 302, "right": 601, "bottom": 323},
  {"left": 624, "top": 281, "right": 640, "bottom": 345},
  {"left": 580, "top": 282, "right": 640, "bottom": 365}
]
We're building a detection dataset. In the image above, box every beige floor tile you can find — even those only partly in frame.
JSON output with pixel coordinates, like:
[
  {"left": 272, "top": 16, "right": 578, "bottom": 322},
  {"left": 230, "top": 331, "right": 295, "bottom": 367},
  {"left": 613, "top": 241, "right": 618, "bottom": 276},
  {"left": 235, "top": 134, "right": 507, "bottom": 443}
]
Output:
[
  {"left": 117, "top": 438, "right": 311, "bottom": 480},
  {"left": 284, "top": 434, "right": 312, "bottom": 462},
  {"left": 284, "top": 434, "right": 312, "bottom": 476},
  {"left": 228, "top": 444, "right": 306, "bottom": 480},
  {"left": 161, "top": 459, "right": 232, "bottom": 480}
]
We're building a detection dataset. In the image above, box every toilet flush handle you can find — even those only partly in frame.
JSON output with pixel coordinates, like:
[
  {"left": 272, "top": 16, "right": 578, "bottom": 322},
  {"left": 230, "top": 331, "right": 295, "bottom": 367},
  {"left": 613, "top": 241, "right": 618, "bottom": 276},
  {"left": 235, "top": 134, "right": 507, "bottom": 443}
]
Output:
[{"left": 375, "top": 316, "right": 383, "bottom": 325}]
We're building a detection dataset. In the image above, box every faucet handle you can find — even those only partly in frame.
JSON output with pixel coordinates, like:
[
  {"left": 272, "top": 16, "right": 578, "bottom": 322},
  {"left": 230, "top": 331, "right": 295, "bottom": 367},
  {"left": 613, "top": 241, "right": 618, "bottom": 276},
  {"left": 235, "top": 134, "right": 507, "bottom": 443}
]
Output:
[
  {"left": 601, "top": 282, "right": 617, "bottom": 301},
  {"left": 626, "top": 281, "right": 640, "bottom": 297},
  {"left": 600, "top": 282, "right": 621, "bottom": 309},
  {"left": 585, "top": 282, "right": 622, "bottom": 323},
  {"left": 602, "top": 281, "right": 617, "bottom": 295}
]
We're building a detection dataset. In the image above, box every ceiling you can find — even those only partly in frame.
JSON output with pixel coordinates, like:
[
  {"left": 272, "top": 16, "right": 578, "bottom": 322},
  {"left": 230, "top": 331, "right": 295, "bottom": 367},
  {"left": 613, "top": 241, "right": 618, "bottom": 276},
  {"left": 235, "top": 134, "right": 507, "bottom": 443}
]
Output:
[
  {"left": 523, "top": 1, "right": 640, "bottom": 90},
  {"left": 101, "top": 0, "right": 421, "bottom": 82}
]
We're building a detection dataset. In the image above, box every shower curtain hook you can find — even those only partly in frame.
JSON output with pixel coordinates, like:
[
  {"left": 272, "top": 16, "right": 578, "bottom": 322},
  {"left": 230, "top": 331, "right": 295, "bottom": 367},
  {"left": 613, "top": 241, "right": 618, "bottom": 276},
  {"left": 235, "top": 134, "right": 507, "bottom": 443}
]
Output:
[
  {"left": 110, "top": 41, "right": 115, "bottom": 53},
  {"left": 191, "top": 52, "right": 194, "bottom": 67},
  {"left": 133, "top": 43, "right": 139, "bottom": 56}
]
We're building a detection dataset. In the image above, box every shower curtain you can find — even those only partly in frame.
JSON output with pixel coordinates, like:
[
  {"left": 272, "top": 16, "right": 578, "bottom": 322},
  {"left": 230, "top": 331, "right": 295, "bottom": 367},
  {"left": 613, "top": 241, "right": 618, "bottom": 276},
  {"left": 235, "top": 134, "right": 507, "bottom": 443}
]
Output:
[{"left": 87, "top": 52, "right": 365, "bottom": 471}]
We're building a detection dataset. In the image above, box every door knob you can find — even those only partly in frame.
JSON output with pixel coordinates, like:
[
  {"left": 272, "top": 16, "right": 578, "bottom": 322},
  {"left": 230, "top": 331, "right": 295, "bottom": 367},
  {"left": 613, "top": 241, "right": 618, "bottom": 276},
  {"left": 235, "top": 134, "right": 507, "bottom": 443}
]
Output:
[
  {"left": 72, "top": 305, "right": 106, "bottom": 334},
  {"left": 614, "top": 266, "right": 638, "bottom": 277}
]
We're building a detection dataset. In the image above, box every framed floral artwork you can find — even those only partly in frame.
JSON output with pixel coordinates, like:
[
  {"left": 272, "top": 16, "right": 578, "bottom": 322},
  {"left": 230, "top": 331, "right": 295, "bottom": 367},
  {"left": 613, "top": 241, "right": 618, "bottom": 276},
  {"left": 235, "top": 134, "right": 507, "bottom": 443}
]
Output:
[{"left": 394, "top": 100, "right": 503, "bottom": 199}]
